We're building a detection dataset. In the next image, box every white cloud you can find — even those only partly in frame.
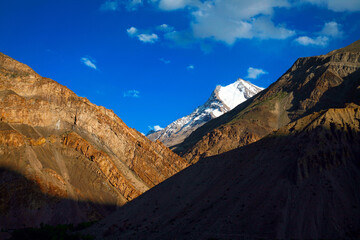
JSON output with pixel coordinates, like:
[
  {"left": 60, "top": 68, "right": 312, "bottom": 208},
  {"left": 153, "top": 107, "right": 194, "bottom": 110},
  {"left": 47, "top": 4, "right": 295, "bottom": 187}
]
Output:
[
  {"left": 103, "top": 0, "right": 356, "bottom": 49},
  {"left": 319, "top": 21, "right": 343, "bottom": 38},
  {"left": 294, "top": 21, "right": 342, "bottom": 48},
  {"left": 110, "top": 1, "right": 296, "bottom": 46},
  {"left": 127, "top": 0, "right": 143, "bottom": 10},
  {"left": 127, "top": 26, "right": 138, "bottom": 36},
  {"left": 155, "top": 0, "right": 295, "bottom": 45},
  {"left": 303, "top": 0, "right": 360, "bottom": 12},
  {"left": 148, "top": 125, "right": 164, "bottom": 132},
  {"left": 153, "top": 125, "right": 163, "bottom": 131},
  {"left": 158, "top": 0, "right": 196, "bottom": 10},
  {"left": 246, "top": 67, "right": 267, "bottom": 79},
  {"left": 160, "top": 58, "right": 171, "bottom": 64},
  {"left": 81, "top": 57, "right": 97, "bottom": 70},
  {"left": 156, "top": 24, "right": 174, "bottom": 32},
  {"left": 191, "top": 0, "right": 294, "bottom": 45},
  {"left": 187, "top": 65, "right": 194, "bottom": 70},
  {"left": 126, "top": 27, "right": 159, "bottom": 43},
  {"left": 137, "top": 33, "right": 159, "bottom": 43},
  {"left": 295, "top": 36, "right": 329, "bottom": 47},
  {"left": 251, "top": 16, "right": 295, "bottom": 40},
  {"left": 123, "top": 90, "right": 140, "bottom": 98}
]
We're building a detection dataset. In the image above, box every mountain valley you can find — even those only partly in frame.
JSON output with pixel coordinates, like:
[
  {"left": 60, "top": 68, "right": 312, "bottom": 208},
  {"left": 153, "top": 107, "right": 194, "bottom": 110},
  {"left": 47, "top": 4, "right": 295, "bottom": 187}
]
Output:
[{"left": 1, "top": 40, "right": 360, "bottom": 239}]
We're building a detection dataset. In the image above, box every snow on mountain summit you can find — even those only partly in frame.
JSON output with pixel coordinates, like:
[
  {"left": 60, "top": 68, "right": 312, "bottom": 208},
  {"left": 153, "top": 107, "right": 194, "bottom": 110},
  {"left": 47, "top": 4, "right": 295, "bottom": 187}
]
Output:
[
  {"left": 147, "top": 78, "right": 264, "bottom": 147},
  {"left": 218, "top": 79, "right": 263, "bottom": 109}
]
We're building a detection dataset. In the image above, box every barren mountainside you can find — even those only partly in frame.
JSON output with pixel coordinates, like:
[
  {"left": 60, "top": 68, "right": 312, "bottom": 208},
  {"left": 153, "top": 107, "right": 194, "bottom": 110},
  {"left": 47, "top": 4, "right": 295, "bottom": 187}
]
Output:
[
  {"left": 0, "top": 52, "right": 189, "bottom": 228},
  {"left": 175, "top": 40, "right": 360, "bottom": 163}
]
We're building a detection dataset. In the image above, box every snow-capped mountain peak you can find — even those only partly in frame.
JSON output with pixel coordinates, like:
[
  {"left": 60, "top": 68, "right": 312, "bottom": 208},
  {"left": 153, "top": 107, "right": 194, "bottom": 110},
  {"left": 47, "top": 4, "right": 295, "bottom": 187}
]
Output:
[
  {"left": 147, "top": 78, "right": 264, "bottom": 147},
  {"left": 217, "top": 79, "right": 263, "bottom": 109}
]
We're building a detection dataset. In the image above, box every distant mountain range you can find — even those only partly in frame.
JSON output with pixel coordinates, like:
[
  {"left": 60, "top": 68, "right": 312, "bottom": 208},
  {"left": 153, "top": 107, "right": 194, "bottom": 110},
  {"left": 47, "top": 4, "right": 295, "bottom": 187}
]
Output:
[{"left": 147, "top": 79, "right": 263, "bottom": 147}]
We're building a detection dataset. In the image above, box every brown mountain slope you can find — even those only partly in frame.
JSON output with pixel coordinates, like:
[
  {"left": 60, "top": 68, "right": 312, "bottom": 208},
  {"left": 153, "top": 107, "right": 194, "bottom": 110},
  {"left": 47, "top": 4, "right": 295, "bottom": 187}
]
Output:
[
  {"left": 86, "top": 104, "right": 360, "bottom": 239},
  {"left": 175, "top": 40, "right": 360, "bottom": 163},
  {"left": 0, "top": 52, "right": 189, "bottom": 228}
]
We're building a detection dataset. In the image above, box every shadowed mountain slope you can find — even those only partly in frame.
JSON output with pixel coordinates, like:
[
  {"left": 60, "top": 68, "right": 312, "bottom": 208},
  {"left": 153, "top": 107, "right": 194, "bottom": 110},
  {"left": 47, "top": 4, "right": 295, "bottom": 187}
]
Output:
[
  {"left": 175, "top": 40, "right": 360, "bottom": 163},
  {"left": 0, "top": 52, "right": 189, "bottom": 228},
  {"left": 86, "top": 103, "right": 360, "bottom": 239},
  {"left": 0, "top": 167, "right": 119, "bottom": 229}
]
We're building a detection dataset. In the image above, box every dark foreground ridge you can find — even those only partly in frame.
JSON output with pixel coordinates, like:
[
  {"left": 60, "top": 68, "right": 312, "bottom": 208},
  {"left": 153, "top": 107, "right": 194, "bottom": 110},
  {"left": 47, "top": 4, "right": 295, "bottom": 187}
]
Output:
[
  {"left": 0, "top": 167, "right": 103, "bottom": 239},
  {"left": 86, "top": 104, "right": 360, "bottom": 239}
]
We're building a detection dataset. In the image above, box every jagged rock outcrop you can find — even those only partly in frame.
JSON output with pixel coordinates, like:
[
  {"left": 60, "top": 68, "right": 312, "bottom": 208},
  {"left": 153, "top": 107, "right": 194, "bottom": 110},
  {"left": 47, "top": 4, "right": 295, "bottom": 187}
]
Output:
[
  {"left": 147, "top": 79, "right": 263, "bottom": 148},
  {"left": 0, "top": 52, "right": 189, "bottom": 228},
  {"left": 176, "top": 40, "right": 360, "bottom": 163},
  {"left": 86, "top": 103, "right": 360, "bottom": 239}
]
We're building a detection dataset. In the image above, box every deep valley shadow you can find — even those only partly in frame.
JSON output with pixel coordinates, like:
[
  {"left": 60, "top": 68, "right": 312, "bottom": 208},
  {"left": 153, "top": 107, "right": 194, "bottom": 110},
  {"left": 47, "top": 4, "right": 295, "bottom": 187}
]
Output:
[
  {"left": 0, "top": 167, "right": 119, "bottom": 231},
  {"left": 84, "top": 112, "right": 360, "bottom": 239}
]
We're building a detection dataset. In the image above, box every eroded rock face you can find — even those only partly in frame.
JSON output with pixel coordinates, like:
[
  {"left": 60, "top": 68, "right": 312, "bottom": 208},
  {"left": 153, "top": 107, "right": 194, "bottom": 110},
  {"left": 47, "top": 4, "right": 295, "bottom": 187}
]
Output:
[
  {"left": 86, "top": 104, "right": 360, "bottom": 239},
  {"left": 177, "top": 40, "right": 360, "bottom": 163},
  {"left": 0, "top": 52, "right": 189, "bottom": 228}
]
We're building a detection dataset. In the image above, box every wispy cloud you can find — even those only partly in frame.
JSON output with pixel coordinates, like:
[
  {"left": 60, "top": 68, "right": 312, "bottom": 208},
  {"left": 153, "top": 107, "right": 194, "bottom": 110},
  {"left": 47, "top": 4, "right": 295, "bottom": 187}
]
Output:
[
  {"left": 158, "top": 0, "right": 192, "bottom": 10},
  {"left": 100, "top": 0, "right": 119, "bottom": 11},
  {"left": 123, "top": 90, "right": 140, "bottom": 98},
  {"left": 81, "top": 57, "right": 97, "bottom": 70},
  {"left": 127, "top": 26, "right": 138, "bottom": 36},
  {"left": 156, "top": 24, "right": 174, "bottom": 32},
  {"left": 295, "top": 36, "right": 329, "bottom": 47},
  {"left": 164, "top": 30, "right": 195, "bottom": 48},
  {"left": 127, "top": 0, "right": 143, "bottom": 10},
  {"left": 160, "top": 58, "right": 171, "bottom": 64},
  {"left": 126, "top": 27, "right": 159, "bottom": 43},
  {"left": 137, "top": 33, "right": 159, "bottom": 43},
  {"left": 154, "top": 125, "right": 163, "bottom": 131},
  {"left": 294, "top": 21, "right": 343, "bottom": 47},
  {"left": 319, "top": 21, "right": 343, "bottom": 38},
  {"left": 246, "top": 67, "right": 268, "bottom": 79},
  {"left": 100, "top": 0, "right": 142, "bottom": 11},
  {"left": 148, "top": 125, "right": 164, "bottom": 132},
  {"left": 187, "top": 65, "right": 194, "bottom": 70}
]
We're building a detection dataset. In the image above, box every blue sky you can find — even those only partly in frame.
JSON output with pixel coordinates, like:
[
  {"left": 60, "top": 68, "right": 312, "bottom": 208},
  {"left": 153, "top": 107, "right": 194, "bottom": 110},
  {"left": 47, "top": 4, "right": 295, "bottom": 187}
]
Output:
[{"left": 0, "top": 0, "right": 359, "bottom": 134}]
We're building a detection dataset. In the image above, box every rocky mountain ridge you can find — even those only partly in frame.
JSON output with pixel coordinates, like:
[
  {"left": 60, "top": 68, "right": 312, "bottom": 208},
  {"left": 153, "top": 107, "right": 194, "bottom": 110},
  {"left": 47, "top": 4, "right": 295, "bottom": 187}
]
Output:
[
  {"left": 147, "top": 79, "right": 263, "bottom": 148},
  {"left": 0, "top": 52, "right": 189, "bottom": 228},
  {"left": 175, "top": 40, "right": 360, "bottom": 163}
]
